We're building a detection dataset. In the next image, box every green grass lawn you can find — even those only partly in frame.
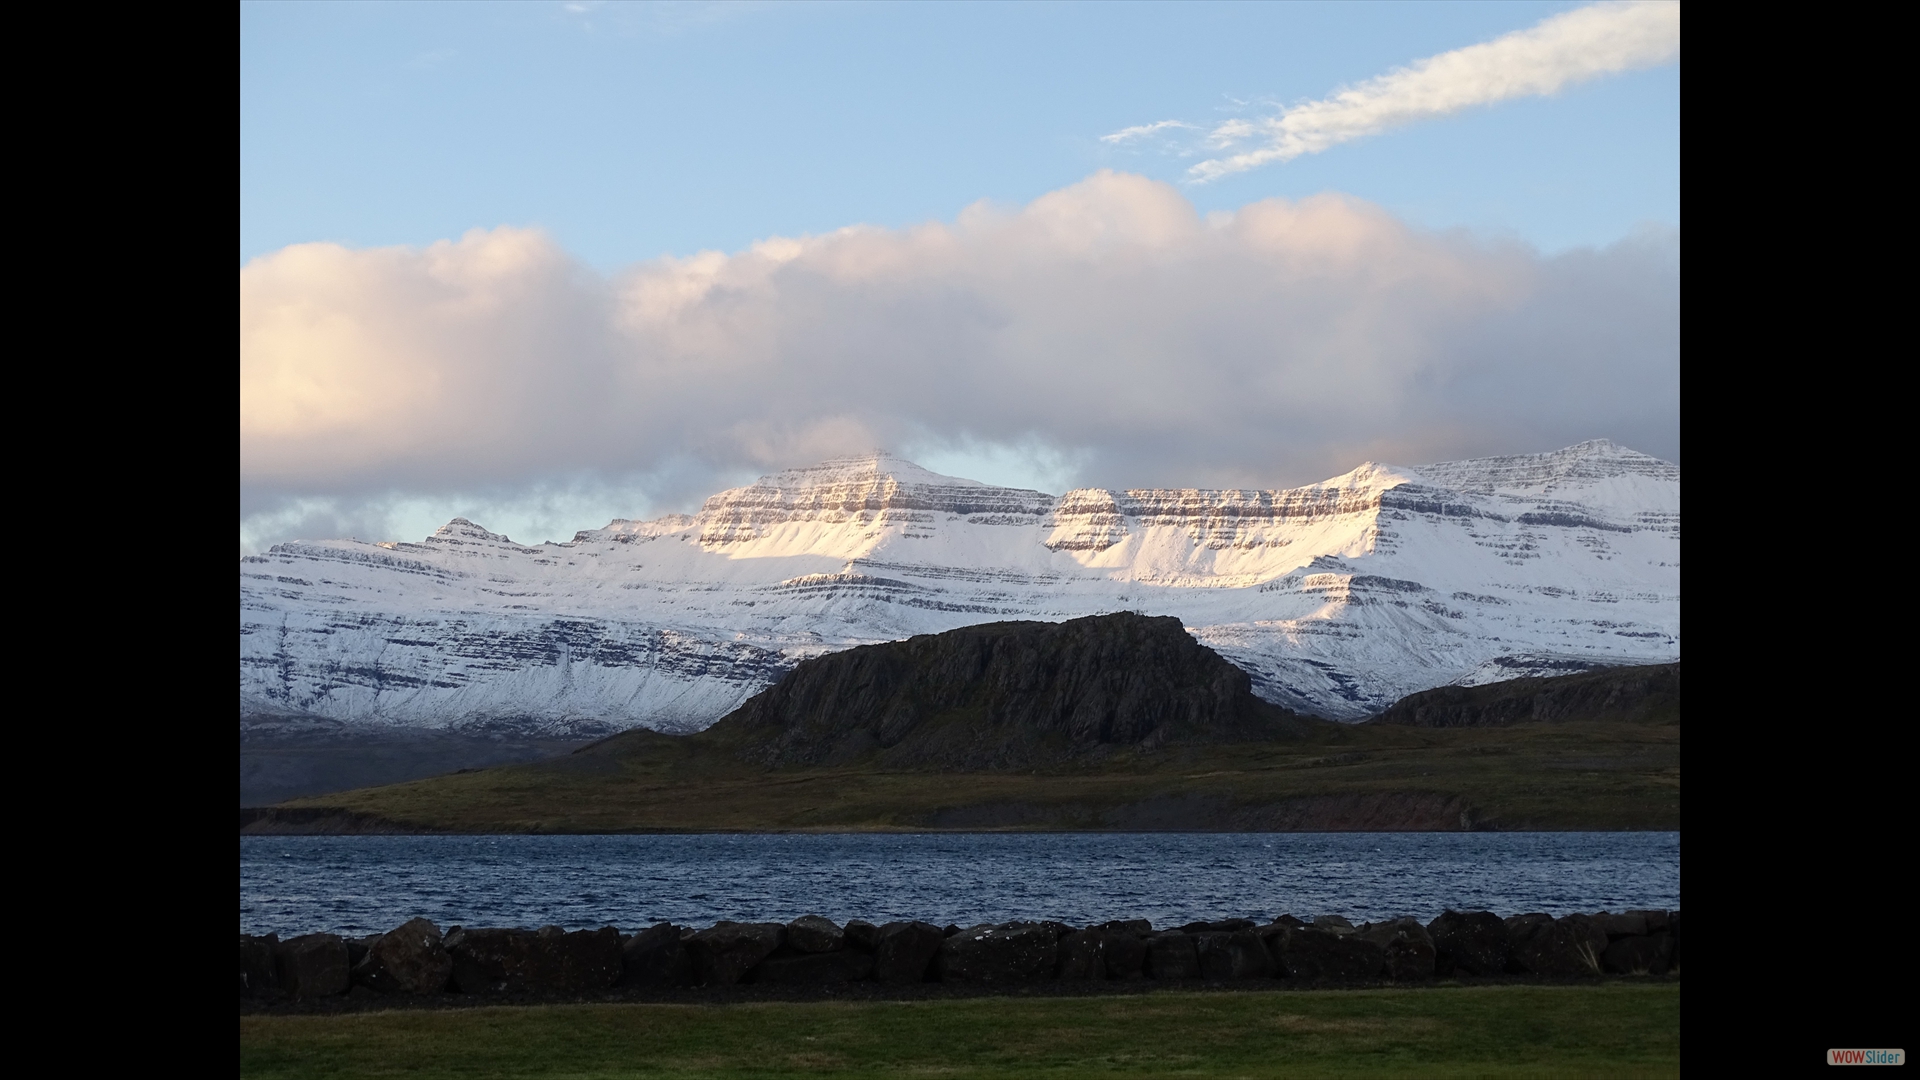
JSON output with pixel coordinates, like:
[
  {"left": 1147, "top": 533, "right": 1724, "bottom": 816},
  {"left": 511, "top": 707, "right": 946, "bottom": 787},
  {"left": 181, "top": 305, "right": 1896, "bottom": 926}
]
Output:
[{"left": 240, "top": 982, "right": 1679, "bottom": 1078}]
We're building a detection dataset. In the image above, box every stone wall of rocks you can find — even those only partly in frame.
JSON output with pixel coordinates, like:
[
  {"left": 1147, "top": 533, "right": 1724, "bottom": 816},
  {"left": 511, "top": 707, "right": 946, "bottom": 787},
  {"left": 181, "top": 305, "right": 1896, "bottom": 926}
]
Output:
[{"left": 240, "top": 909, "right": 1679, "bottom": 1000}]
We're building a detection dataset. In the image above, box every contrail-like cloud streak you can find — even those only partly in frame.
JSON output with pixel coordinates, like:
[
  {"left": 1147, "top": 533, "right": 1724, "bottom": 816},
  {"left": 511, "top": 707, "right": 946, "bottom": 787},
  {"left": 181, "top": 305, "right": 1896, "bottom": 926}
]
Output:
[
  {"left": 1130, "top": 2, "right": 1680, "bottom": 182},
  {"left": 1100, "top": 120, "right": 1196, "bottom": 145}
]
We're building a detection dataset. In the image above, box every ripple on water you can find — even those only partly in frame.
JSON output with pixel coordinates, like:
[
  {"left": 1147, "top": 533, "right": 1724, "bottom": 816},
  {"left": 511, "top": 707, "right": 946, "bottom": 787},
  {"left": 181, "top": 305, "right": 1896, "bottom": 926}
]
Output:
[{"left": 240, "top": 831, "right": 1679, "bottom": 938}]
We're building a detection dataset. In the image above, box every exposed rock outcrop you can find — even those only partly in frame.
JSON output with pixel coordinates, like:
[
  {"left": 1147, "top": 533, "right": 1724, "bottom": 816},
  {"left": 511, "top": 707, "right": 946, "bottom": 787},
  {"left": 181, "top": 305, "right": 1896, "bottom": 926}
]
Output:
[
  {"left": 701, "top": 612, "right": 1319, "bottom": 770},
  {"left": 1370, "top": 663, "right": 1679, "bottom": 727}
]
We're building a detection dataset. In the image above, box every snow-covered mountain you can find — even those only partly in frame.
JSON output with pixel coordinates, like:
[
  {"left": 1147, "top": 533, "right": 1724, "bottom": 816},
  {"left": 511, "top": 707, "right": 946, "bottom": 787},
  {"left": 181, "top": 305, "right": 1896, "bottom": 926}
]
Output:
[{"left": 239, "top": 440, "right": 1678, "bottom": 732}]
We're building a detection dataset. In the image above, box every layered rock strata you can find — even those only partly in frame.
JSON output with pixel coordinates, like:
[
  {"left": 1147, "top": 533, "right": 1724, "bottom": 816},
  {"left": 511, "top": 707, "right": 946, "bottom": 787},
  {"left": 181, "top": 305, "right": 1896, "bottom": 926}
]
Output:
[{"left": 241, "top": 441, "right": 1680, "bottom": 731}]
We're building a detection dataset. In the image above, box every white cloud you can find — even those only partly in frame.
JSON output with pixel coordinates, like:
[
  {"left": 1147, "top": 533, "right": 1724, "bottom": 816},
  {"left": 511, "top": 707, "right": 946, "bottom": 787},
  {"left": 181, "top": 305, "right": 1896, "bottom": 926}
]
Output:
[
  {"left": 1100, "top": 120, "right": 1197, "bottom": 145},
  {"left": 240, "top": 170, "right": 1677, "bottom": 550},
  {"left": 1104, "top": 2, "right": 1680, "bottom": 181}
]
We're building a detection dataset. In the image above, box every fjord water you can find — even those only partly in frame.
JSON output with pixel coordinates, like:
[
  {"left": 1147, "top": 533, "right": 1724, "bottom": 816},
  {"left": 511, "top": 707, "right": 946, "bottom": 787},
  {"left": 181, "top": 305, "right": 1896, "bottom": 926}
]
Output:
[{"left": 240, "top": 832, "right": 1678, "bottom": 937}]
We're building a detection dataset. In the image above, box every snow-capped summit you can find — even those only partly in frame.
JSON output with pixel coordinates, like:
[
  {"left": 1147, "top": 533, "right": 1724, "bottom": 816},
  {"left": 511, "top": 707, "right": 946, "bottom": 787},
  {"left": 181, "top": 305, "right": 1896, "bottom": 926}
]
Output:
[
  {"left": 240, "top": 441, "right": 1679, "bottom": 732},
  {"left": 740, "top": 450, "right": 995, "bottom": 492},
  {"left": 691, "top": 453, "right": 1057, "bottom": 548}
]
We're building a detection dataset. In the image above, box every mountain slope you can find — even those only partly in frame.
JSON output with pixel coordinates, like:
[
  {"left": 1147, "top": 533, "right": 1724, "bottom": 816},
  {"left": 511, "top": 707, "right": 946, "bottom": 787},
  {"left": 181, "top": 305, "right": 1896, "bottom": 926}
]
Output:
[
  {"left": 240, "top": 440, "right": 1679, "bottom": 730},
  {"left": 1368, "top": 662, "right": 1680, "bottom": 728}
]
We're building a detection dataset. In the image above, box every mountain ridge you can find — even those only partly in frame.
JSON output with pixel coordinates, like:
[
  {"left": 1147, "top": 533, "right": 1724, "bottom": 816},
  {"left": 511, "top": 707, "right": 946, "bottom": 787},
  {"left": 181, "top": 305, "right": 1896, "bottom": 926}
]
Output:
[{"left": 240, "top": 439, "right": 1679, "bottom": 732}]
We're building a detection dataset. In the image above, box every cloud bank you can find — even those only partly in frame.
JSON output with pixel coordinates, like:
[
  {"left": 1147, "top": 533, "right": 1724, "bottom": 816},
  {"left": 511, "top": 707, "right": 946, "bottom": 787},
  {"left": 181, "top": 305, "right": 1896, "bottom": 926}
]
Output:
[
  {"left": 1107, "top": 1, "right": 1680, "bottom": 181},
  {"left": 241, "top": 170, "right": 1678, "bottom": 549}
]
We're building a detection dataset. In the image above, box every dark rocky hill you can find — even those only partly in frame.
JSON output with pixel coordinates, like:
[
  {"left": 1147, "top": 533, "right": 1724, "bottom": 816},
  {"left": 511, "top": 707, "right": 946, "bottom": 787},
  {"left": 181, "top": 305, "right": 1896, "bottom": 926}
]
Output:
[
  {"left": 696, "top": 612, "right": 1322, "bottom": 770},
  {"left": 1368, "top": 662, "right": 1679, "bottom": 728}
]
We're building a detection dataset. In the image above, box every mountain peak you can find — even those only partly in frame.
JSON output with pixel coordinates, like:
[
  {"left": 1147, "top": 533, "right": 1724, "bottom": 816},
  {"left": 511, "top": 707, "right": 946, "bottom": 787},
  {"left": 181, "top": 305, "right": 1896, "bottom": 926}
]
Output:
[
  {"left": 244, "top": 436, "right": 1678, "bottom": 732},
  {"left": 1417, "top": 440, "right": 1677, "bottom": 497},
  {"left": 754, "top": 451, "right": 991, "bottom": 491},
  {"left": 698, "top": 451, "right": 1058, "bottom": 527},
  {"left": 431, "top": 518, "right": 515, "bottom": 544}
]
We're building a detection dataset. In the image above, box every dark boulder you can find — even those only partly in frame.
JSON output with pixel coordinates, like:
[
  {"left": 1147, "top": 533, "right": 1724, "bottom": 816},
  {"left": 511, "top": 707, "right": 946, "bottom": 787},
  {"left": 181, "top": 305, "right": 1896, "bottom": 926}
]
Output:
[
  {"left": 843, "top": 920, "right": 880, "bottom": 952},
  {"left": 1251, "top": 922, "right": 1290, "bottom": 962},
  {"left": 354, "top": 918, "right": 453, "bottom": 994},
  {"left": 240, "top": 934, "right": 279, "bottom": 996},
  {"left": 276, "top": 933, "right": 349, "bottom": 998},
  {"left": 535, "top": 925, "right": 624, "bottom": 993},
  {"left": 446, "top": 928, "right": 518, "bottom": 993},
  {"left": 1098, "top": 919, "right": 1153, "bottom": 936},
  {"left": 1104, "top": 931, "right": 1148, "bottom": 979},
  {"left": 346, "top": 935, "right": 376, "bottom": 971},
  {"left": 1181, "top": 919, "right": 1257, "bottom": 934},
  {"left": 754, "top": 950, "right": 876, "bottom": 985},
  {"left": 686, "top": 922, "right": 786, "bottom": 986},
  {"left": 935, "top": 922, "right": 1059, "bottom": 983},
  {"left": 1311, "top": 915, "right": 1357, "bottom": 935},
  {"left": 1144, "top": 933, "right": 1201, "bottom": 980},
  {"left": 1508, "top": 914, "right": 1607, "bottom": 976},
  {"left": 1669, "top": 911, "right": 1681, "bottom": 968},
  {"left": 785, "top": 915, "right": 845, "bottom": 954},
  {"left": 349, "top": 944, "right": 380, "bottom": 989},
  {"left": 874, "top": 921, "right": 945, "bottom": 983},
  {"left": 1055, "top": 930, "right": 1108, "bottom": 980},
  {"left": 620, "top": 924, "right": 692, "bottom": 987},
  {"left": 1271, "top": 915, "right": 1307, "bottom": 929},
  {"left": 1356, "top": 918, "right": 1434, "bottom": 981},
  {"left": 1591, "top": 912, "right": 1647, "bottom": 939},
  {"left": 1627, "top": 909, "right": 1670, "bottom": 933},
  {"left": 1602, "top": 932, "right": 1673, "bottom": 975},
  {"left": 943, "top": 924, "right": 962, "bottom": 937},
  {"left": 1427, "top": 910, "right": 1509, "bottom": 976},
  {"left": 445, "top": 926, "right": 622, "bottom": 994},
  {"left": 1196, "top": 931, "right": 1273, "bottom": 980},
  {"left": 1267, "top": 926, "right": 1384, "bottom": 980},
  {"left": 1501, "top": 914, "right": 1554, "bottom": 973}
]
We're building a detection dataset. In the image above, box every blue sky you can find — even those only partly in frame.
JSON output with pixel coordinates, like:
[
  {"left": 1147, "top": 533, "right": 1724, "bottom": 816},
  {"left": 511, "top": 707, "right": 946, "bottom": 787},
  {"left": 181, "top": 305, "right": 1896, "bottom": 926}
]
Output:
[
  {"left": 240, "top": 1, "right": 1679, "bottom": 551},
  {"left": 241, "top": 1, "right": 1677, "bottom": 268}
]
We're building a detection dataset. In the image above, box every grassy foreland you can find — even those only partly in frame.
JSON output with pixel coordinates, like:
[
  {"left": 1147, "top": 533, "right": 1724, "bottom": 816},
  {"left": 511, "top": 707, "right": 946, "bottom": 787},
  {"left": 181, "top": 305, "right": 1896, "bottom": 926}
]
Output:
[
  {"left": 269, "top": 716, "right": 1678, "bottom": 833},
  {"left": 240, "top": 983, "right": 1680, "bottom": 1078}
]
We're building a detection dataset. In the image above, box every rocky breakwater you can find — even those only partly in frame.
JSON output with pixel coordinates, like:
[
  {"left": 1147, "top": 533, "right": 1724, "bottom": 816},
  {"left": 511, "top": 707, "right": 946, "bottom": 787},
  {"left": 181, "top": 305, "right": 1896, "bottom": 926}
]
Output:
[{"left": 241, "top": 908, "right": 1679, "bottom": 1003}]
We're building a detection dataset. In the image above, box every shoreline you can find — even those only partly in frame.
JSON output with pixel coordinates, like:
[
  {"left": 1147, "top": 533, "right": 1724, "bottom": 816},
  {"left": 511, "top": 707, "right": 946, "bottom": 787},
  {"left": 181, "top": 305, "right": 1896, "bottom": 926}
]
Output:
[{"left": 240, "top": 805, "right": 1680, "bottom": 836}]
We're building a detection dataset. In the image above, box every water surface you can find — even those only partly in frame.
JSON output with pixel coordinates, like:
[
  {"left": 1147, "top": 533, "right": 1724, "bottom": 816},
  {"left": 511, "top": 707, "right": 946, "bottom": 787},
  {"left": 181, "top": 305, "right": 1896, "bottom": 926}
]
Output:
[{"left": 240, "top": 832, "right": 1679, "bottom": 938}]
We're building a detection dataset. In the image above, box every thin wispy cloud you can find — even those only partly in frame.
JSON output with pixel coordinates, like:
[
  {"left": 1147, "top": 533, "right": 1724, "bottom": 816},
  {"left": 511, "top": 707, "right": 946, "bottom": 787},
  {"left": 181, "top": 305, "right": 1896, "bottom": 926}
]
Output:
[
  {"left": 1100, "top": 120, "right": 1197, "bottom": 145},
  {"left": 1107, "top": 1, "right": 1680, "bottom": 182}
]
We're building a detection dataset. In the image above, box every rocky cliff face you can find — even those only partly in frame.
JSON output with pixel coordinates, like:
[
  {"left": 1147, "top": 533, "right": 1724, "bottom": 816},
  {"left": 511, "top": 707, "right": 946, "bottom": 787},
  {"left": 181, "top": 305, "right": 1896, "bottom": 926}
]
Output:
[
  {"left": 702, "top": 613, "right": 1317, "bottom": 770},
  {"left": 1369, "top": 662, "right": 1680, "bottom": 727},
  {"left": 240, "top": 441, "right": 1679, "bottom": 732}
]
